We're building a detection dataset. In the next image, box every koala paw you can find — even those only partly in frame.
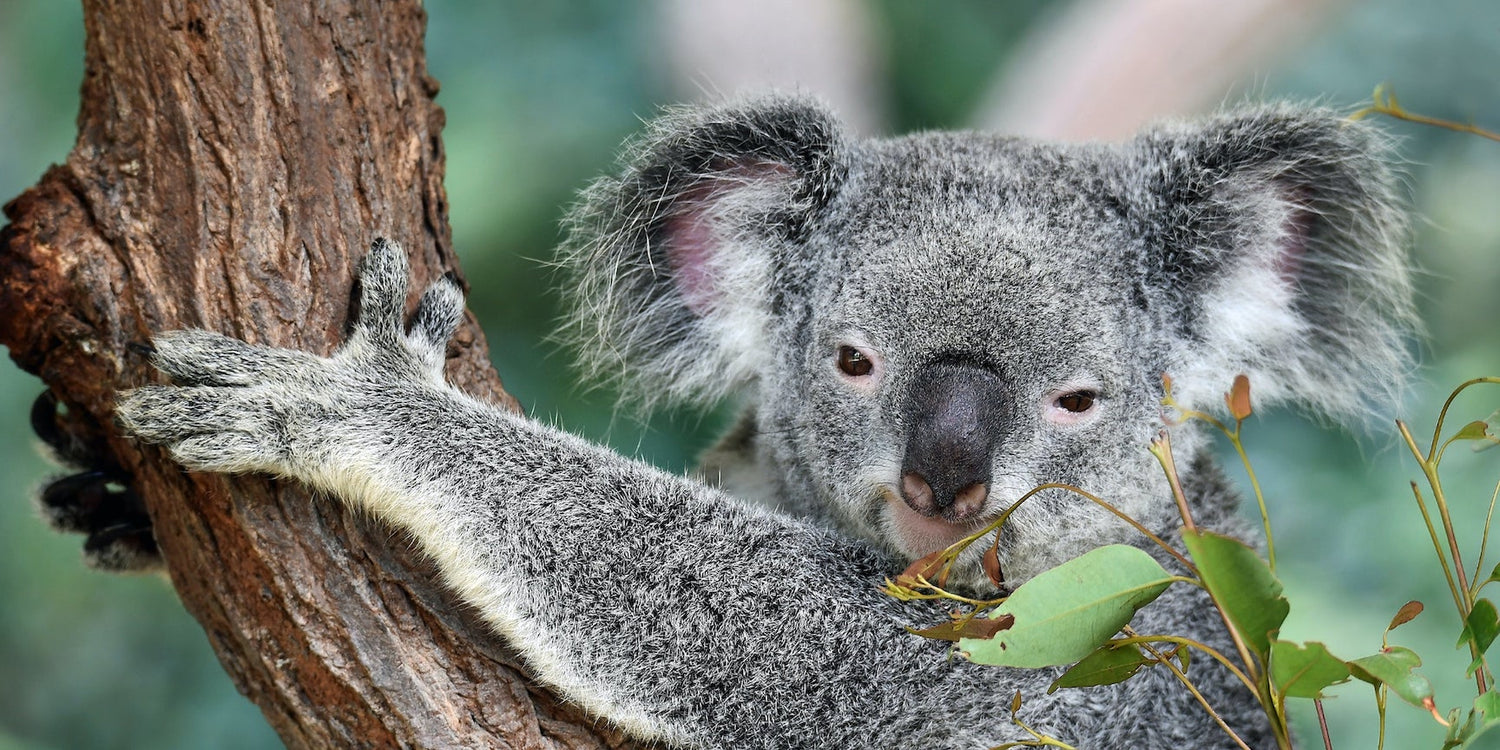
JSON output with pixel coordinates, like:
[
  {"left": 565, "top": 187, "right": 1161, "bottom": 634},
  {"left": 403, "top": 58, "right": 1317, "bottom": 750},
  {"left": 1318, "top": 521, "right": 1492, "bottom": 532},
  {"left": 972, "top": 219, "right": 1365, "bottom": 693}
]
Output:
[
  {"left": 115, "top": 238, "right": 465, "bottom": 481},
  {"left": 32, "top": 390, "right": 162, "bottom": 572}
]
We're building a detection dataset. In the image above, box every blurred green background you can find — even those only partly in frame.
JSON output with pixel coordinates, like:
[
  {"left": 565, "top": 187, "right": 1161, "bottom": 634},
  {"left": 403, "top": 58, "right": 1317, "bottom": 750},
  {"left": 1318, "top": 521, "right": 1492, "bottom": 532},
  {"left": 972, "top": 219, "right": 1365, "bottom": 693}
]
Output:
[{"left": 1, "top": 1, "right": 1498, "bottom": 748}]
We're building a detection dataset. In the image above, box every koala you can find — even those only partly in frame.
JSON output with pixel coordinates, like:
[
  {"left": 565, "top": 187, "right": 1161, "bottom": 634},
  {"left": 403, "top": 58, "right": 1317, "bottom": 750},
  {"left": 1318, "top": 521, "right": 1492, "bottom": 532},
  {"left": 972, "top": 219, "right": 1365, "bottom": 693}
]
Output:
[{"left": 112, "top": 96, "right": 1412, "bottom": 749}]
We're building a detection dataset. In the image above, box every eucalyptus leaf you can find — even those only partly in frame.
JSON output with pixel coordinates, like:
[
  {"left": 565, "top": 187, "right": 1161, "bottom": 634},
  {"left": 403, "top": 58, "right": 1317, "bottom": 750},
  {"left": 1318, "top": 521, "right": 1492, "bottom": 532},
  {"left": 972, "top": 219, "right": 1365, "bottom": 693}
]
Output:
[
  {"left": 1270, "top": 640, "right": 1350, "bottom": 698},
  {"left": 960, "top": 545, "right": 1173, "bottom": 668},
  {"left": 910, "top": 614, "right": 1014, "bottom": 643},
  {"left": 1181, "top": 529, "right": 1288, "bottom": 662},
  {"left": 1454, "top": 420, "right": 1493, "bottom": 442},
  {"left": 1348, "top": 646, "right": 1434, "bottom": 708},
  {"left": 1048, "top": 642, "right": 1153, "bottom": 693},
  {"left": 1387, "top": 600, "right": 1424, "bottom": 633},
  {"left": 1458, "top": 599, "right": 1500, "bottom": 676},
  {"left": 1454, "top": 691, "right": 1500, "bottom": 748},
  {"left": 1447, "top": 707, "right": 1476, "bottom": 748}
]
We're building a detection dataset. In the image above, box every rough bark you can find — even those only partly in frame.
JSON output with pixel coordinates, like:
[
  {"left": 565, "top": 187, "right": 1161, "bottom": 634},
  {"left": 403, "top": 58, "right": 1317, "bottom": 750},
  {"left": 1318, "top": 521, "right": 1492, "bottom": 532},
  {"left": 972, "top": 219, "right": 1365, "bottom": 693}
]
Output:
[{"left": 0, "top": 2, "right": 639, "bottom": 748}]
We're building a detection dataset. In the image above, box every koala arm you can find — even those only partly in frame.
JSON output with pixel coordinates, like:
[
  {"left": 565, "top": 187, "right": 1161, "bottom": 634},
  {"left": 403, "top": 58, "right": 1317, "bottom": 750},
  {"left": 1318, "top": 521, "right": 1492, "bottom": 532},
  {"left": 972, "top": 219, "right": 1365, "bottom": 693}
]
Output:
[{"left": 116, "top": 241, "right": 1258, "bottom": 750}]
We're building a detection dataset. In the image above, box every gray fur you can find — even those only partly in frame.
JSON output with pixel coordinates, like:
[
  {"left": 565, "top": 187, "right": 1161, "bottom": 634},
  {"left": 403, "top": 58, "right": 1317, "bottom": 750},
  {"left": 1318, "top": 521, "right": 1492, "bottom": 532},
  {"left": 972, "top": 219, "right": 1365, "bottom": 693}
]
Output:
[{"left": 115, "top": 97, "right": 1413, "bottom": 748}]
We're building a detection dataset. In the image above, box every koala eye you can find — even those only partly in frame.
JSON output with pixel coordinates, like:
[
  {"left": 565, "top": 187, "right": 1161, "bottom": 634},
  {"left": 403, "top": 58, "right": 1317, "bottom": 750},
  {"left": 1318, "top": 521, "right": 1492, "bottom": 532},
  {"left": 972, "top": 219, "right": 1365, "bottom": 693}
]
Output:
[
  {"left": 1055, "top": 391, "right": 1097, "bottom": 413},
  {"left": 837, "top": 346, "right": 874, "bottom": 377}
]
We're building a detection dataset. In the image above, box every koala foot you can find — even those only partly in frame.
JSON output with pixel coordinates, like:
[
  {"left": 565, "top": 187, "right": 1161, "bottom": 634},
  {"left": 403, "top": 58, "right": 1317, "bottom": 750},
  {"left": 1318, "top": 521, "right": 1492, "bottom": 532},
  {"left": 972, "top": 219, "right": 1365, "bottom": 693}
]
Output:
[
  {"left": 31, "top": 390, "right": 162, "bottom": 572},
  {"left": 115, "top": 238, "right": 465, "bottom": 481}
]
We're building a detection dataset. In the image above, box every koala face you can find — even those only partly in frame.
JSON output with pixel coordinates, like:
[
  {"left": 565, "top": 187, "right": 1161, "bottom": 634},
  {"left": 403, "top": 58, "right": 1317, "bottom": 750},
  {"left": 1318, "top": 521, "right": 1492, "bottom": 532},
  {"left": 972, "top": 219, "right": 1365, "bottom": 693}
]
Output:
[
  {"left": 760, "top": 137, "right": 1180, "bottom": 577},
  {"left": 561, "top": 96, "right": 1412, "bottom": 584}
]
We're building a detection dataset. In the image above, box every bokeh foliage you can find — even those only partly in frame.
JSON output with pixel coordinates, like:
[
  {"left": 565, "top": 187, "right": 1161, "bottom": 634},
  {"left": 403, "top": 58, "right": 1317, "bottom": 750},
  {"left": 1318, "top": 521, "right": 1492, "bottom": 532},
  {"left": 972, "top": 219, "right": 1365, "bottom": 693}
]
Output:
[{"left": 1, "top": 1, "right": 1497, "bottom": 747}]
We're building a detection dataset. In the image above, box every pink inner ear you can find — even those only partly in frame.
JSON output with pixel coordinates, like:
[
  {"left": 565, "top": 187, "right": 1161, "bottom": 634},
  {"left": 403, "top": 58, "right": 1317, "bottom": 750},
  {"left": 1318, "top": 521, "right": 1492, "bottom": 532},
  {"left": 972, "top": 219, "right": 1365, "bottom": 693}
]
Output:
[
  {"left": 663, "top": 159, "right": 795, "bottom": 317},
  {"left": 665, "top": 205, "right": 719, "bottom": 316},
  {"left": 1274, "top": 190, "right": 1313, "bottom": 286}
]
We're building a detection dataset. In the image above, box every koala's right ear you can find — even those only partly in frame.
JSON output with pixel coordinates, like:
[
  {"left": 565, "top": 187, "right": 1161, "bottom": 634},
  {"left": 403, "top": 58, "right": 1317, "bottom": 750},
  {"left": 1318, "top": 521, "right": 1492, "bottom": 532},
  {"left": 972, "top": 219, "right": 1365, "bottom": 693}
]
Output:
[
  {"left": 559, "top": 96, "right": 847, "bottom": 409},
  {"left": 1122, "top": 105, "right": 1417, "bottom": 424}
]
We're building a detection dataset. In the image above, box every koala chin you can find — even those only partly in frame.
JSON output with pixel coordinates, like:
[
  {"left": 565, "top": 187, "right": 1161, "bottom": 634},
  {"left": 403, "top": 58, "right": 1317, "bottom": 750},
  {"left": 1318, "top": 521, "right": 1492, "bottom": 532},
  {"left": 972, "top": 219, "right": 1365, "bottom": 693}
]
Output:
[{"left": 117, "top": 96, "right": 1412, "bottom": 749}]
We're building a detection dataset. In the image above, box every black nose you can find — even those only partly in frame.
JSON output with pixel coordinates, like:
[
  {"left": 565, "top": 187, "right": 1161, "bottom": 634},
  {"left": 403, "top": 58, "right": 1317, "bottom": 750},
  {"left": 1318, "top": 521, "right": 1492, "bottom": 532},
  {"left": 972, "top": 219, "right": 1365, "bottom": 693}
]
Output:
[{"left": 899, "top": 362, "right": 1008, "bottom": 520}]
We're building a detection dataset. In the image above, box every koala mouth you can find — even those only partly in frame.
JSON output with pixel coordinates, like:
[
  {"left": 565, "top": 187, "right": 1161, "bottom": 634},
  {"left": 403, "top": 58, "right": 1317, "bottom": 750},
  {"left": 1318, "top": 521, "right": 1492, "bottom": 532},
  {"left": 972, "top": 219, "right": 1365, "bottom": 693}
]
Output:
[{"left": 880, "top": 488, "right": 988, "bottom": 558}]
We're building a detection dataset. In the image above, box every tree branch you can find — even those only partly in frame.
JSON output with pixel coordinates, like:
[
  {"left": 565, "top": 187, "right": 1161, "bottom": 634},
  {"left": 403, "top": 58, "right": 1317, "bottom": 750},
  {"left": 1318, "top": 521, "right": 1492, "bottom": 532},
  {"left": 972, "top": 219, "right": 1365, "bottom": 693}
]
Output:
[{"left": 0, "top": 1, "right": 638, "bottom": 746}]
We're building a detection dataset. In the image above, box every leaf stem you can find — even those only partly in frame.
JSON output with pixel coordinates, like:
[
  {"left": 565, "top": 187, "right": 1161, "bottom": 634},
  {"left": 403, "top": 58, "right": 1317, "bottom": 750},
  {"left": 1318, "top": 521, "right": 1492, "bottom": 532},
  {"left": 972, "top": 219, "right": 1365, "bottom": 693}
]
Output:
[
  {"left": 1226, "top": 429, "right": 1276, "bottom": 572},
  {"left": 943, "top": 482, "right": 1196, "bottom": 576},
  {"left": 1150, "top": 431, "right": 1197, "bottom": 535},
  {"left": 1351, "top": 85, "right": 1500, "bottom": 143},
  {"left": 1424, "top": 377, "right": 1500, "bottom": 463},
  {"left": 1134, "top": 637, "right": 1254, "bottom": 750},
  {"left": 1399, "top": 420, "right": 1487, "bottom": 694},
  {"left": 1407, "top": 480, "right": 1467, "bottom": 622},
  {"left": 1114, "top": 633, "right": 1255, "bottom": 694},
  {"left": 1315, "top": 698, "right": 1333, "bottom": 750},
  {"left": 1374, "top": 686, "right": 1387, "bottom": 750},
  {"left": 1150, "top": 432, "right": 1260, "bottom": 688},
  {"left": 1474, "top": 478, "right": 1500, "bottom": 593}
]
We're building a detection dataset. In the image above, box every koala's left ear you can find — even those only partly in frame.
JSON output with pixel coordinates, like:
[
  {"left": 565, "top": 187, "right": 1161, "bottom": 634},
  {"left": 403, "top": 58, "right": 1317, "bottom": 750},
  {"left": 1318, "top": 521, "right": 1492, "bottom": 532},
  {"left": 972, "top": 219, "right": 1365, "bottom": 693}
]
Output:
[
  {"left": 1123, "top": 105, "right": 1417, "bottom": 422},
  {"left": 559, "top": 96, "right": 848, "bottom": 410}
]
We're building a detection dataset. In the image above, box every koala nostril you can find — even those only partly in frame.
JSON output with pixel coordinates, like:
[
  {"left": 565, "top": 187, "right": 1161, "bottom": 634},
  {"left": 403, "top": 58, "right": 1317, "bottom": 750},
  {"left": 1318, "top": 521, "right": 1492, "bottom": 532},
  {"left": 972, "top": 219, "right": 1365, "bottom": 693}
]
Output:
[
  {"left": 951, "top": 483, "right": 988, "bottom": 520},
  {"left": 900, "top": 473, "right": 937, "bottom": 516}
]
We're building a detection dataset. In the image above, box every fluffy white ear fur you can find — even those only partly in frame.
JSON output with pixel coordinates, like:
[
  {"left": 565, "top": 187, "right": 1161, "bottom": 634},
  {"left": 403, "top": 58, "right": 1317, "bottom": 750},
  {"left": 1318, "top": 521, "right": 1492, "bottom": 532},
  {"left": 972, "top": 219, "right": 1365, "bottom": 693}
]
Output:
[
  {"left": 559, "top": 95, "right": 846, "bottom": 412},
  {"left": 652, "top": 162, "right": 800, "bottom": 405},
  {"left": 1165, "top": 186, "right": 1313, "bottom": 415},
  {"left": 1138, "top": 107, "right": 1415, "bottom": 426}
]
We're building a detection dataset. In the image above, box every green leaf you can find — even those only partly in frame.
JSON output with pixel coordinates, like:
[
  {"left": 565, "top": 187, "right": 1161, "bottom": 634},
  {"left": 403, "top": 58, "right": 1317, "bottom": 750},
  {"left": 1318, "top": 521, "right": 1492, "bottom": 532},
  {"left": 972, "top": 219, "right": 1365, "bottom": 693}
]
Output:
[
  {"left": 960, "top": 545, "right": 1174, "bottom": 668},
  {"left": 1458, "top": 599, "right": 1500, "bottom": 676},
  {"left": 1349, "top": 646, "right": 1434, "bottom": 708},
  {"left": 1477, "top": 689, "right": 1500, "bottom": 720},
  {"left": 1269, "top": 640, "right": 1350, "bottom": 698},
  {"left": 1476, "top": 565, "right": 1500, "bottom": 599},
  {"left": 1048, "top": 642, "right": 1154, "bottom": 693},
  {"left": 1447, "top": 707, "right": 1477, "bottom": 748},
  {"left": 1454, "top": 421, "right": 1494, "bottom": 442},
  {"left": 1484, "top": 410, "right": 1500, "bottom": 451},
  {"left": 1454, "top": 691, "right": 1500, "bottom": 748},
  {"left": 1181, "top": 529, "right": 1289, "bottom": 663},
  {"left": 1467, "top": 411, "right": 1500, "bottom": 453}
]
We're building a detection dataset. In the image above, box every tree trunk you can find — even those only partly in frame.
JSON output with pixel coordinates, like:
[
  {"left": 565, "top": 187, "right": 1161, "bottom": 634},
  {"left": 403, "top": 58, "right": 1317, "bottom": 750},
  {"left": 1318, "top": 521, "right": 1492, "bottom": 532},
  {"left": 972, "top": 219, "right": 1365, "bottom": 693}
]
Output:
[{"left": 0, "top": 2, "right": 640, "bottom": 747}]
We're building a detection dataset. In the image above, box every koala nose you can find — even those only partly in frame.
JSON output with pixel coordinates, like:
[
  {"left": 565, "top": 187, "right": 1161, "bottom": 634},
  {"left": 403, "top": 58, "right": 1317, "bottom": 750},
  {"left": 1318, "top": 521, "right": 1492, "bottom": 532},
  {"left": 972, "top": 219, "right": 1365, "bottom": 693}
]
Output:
[{"left": 899, "top": 362, "right": 1008, "bottom": 520}]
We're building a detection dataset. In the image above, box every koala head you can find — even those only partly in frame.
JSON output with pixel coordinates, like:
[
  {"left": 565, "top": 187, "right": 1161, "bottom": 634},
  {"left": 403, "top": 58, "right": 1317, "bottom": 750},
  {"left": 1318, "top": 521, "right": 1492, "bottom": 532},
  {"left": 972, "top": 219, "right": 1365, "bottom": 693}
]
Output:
[{"left": 561, "top": 96, "right": 1413, "bottom": 584}]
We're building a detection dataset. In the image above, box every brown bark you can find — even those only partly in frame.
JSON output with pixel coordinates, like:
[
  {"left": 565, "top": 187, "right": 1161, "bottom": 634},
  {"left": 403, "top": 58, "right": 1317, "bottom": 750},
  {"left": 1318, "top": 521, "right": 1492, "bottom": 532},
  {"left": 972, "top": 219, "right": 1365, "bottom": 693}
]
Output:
[{"left": 1, "top": 2, "right": 640, "bottom": 748}]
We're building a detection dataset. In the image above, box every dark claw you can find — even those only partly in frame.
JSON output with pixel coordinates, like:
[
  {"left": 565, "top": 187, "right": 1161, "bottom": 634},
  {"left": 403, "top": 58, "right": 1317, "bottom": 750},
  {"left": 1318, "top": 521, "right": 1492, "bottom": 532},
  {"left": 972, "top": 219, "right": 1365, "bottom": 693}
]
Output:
[
  {"left": 31, "top": 389, "right": 100, "bottom": 468},
  {"left": 30, "top": 388, "right": 161, "bottom": 572},
  {"left": 38, "top": 470, "right": 147, "bottom": 530},
  {"left": 345, "top": 278, "right": 364, "bottom": 339},
  {"left": 83, "top": 522, "right": 161, "bottom": 573},
  {"left": 39, "top": 470, "right": 116, "bottom": 530},
  {"left": 30, "top": 390, "right": 65, "bottom": 453},
  {"left": 38, "top": 471, "right": 160, "bottom": 572}
]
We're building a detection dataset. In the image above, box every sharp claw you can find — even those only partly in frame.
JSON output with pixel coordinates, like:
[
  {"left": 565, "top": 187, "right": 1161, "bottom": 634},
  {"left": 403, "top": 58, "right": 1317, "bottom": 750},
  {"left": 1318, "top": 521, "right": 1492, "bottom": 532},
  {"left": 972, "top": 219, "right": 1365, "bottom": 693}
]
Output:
[
  {"left": 83, "top": 523, "right": 162, "bottom": 572},
  {"left": 30, "top": 389, "right": 63, "bottom": 445},
  {"left": 41, "top": 470, "right": 115, "bottom": 511}
]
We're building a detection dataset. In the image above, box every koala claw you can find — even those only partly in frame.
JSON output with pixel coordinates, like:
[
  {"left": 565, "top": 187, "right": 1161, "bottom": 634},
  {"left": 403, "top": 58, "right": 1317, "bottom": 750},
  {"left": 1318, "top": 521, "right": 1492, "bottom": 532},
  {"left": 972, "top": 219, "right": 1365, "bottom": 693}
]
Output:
[
  {"left": 37, "top": 467, "right": 159, "bottom": 573},
  {"left": 31, "top": 390, "right": 162, "bottom": 571}
]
